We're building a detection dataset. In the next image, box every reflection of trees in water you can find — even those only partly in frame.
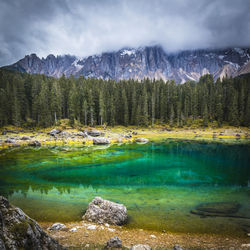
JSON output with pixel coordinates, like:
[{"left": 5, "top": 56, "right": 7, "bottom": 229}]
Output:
[{"left": 1, "top": 141, "right": 250, "bottom": 196}]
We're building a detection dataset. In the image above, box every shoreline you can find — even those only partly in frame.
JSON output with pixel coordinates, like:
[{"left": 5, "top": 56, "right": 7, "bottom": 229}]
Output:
[
  {"left": 0, "top": 125, "right": 250, "bottom": 149},
  {"left": 39, "top": 220, "right": 250, "bottom": 249}
]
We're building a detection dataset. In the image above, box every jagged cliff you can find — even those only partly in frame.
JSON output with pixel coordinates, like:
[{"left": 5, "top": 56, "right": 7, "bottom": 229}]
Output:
[{"left": 3, "top": 46, "right": 250, "bottom": 83}]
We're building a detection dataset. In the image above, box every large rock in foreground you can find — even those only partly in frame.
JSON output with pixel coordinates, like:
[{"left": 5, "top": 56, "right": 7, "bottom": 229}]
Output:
[
  {"left": 82, "top": 197, "right": 127, "bottom": 225},
  {"left": 0, "top": 196, "right": 62, "bottom": 250}
]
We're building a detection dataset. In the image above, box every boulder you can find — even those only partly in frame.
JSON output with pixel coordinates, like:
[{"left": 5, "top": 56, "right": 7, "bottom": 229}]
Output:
[
  {"left": 1, "top": 131, "right": 7, "bottom": 135},
  {"left": 48, "top": 129, "right": 61, "bottom": 136},
  {"left": 5, "top": 138, "right": 16, "bottom": 144},
  {"left": 93, "top": 137, "right": 110, "bottom": 145},
  {"left": 60, "top": 131, "right": 70, "bottom": 138},
  {"left": 28, "top": 140, "right": 41, "bottom": 147},
  {"left": 136, "top": 138, "right": 149, "bottom": 143},
  {"left": 125, "top": 134, "right": 132, "bottom": 139},
  {"left": 48, "top": 223, "right": 66, "bottom": 231},
  {"left": 83, "top": 197, "right": 127, "bottom": 225},
  {"left": 20, "top": 136, "right": 31, "bottom": 140},
  {"left": 173, "top": 245, "right": 183, "bottom": 250},
  {"left": 6, "top": 130, "right": 19, "bottom": 134},
  {"left": 105, "top": 236, "right": 122, "bottom": 248},
  {"left": 130, "top": 244, "right": 151, "bottom": 250},
  {"left": 0, "top": 196, "right": 62, "bottom": 250},
  {"left": 87, "top": 129, "right": 102, "bottom": 137},
  {"left": 75, "top": 131, "right": 88, "bottom": 137}
]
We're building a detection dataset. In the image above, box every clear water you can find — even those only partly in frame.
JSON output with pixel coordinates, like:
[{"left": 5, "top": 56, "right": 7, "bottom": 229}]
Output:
[{"left": 0, "top": 139, "right": 250, "bottom": 235}]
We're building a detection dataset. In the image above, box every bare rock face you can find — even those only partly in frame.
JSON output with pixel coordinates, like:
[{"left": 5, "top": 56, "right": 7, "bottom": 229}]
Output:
[
  {"left": 93, "top": 137, "right": 110, "bottom": 145},
  {"left": 0, "top": 196, "right": 63, "bottom": 250},
  {"left": 82, "top": 197, "right": 127, "bottom": 225},
  {"left": 4, "top": 46, "right": 250, "bottom": 83}
]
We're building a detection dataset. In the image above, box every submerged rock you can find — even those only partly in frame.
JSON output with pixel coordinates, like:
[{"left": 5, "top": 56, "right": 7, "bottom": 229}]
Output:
[
  {"left": 191, "top": 202, "right": 241, "bottom": 217},
  {"left": 130, "top": 244, "right": 151, "bottom": 250},
  {"left": 48, "top": 223, "right": 66, "bottom": 231},
  {"left": 195, "top": 202, "right": 240, "bottom": 214},
  {"left": 105, "top": 236, "right": 122, "bottom": 248},
  {"left": 0, "top": 196, "right": 62, "bottom": 250},
  {"left": 83, "top": 197, "right": 127, "bottom": 225},
  {"left": 93, "top": 137, "right": 110, "bottom": 145}
]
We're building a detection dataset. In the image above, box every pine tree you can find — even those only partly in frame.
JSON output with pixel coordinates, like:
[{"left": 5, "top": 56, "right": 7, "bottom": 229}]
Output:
[
  {"left": 99, "top": 91, "right": 105, "bottom": 126},
  {"left": 203, "top": 103, "right": 208, "bottom": 127}
]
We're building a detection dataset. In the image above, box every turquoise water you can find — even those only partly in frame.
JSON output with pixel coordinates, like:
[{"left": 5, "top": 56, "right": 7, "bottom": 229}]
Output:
[{"left": 0, "top": 139, "right": 250, "bottom": 235}]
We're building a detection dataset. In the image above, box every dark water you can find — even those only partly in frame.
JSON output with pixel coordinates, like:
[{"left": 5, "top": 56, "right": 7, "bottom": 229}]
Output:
[{"left": 0, "top": 139, "right": 250, "bottom": 235}]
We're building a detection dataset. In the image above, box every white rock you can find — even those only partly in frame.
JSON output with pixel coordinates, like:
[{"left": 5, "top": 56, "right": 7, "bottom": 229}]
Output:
[
  {"left": 107, "top": 228, "right": 116, "bottom": 232},
  {"left": 241, "top": 244, "right": 250, "bottom": 248},
  {"left": 87, "top": 225, "right": 97, "bottom": 230},
  {"left": 85, "top": 244, "right": 90, "bottom": 248},
  {"left": 69, "top": 227, "right": 78, "bottom": 232},
  {"left": 48, "top": 223, "right": 66, "bottom": 231},
  {"left": 150, "top": 234, "right": 156, "bottom": 238},
  {"left": 100, "top": 226, "right": 105, "bottom": 230},
  {"left": 105, "top": 223, "right": 110, "bottom": 227},
  {"left": 130, "top": 244, "right": 152, "bottom": 250},
  {"left": 83, "top": 197, "right": 127, "bottom": 225},
  {"left": 136, "top": 138, "right": 149, "bottom": 143}
]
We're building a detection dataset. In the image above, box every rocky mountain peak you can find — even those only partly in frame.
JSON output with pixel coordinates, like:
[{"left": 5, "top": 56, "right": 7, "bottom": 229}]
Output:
[{"left": 2, "top": 46, "right": 250, "bottom": 83}]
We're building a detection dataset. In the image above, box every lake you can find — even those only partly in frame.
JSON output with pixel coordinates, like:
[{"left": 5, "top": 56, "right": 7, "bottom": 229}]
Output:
[{"left": 0, "top": 139, "right": 249, "bottom": 236}]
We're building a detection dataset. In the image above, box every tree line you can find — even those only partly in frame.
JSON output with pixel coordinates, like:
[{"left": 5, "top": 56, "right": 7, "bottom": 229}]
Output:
[{"left": 0, "top": 69, "right": 249, "bottom": 128}]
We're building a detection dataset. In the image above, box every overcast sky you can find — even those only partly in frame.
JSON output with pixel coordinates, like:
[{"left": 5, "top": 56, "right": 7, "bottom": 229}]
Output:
[{"left": 0, "top": 0, "right": 250, "bottom": 66}]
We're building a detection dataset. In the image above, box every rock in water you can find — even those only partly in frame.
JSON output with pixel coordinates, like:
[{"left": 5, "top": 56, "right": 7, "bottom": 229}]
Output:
[
  {"left": 191, "top": 202, "right": 241, "bottom": 218},
  {"left": 105, "top": 236, "right": 122, "bottom": 248},
  {"left": 193, "top": 202, "right": 240, "bottom": 214},
  {"left": 82, "top": 197, "right": 127, "bottom": 225},
  {"left": 93, "top": 137, "right": 110, "bottom": 145},
  {"left": 130, "top": 245, "right": 152, "bottom": 250},
  {"left": 0, "top": 196, "right": 62, "bottom": 249}
]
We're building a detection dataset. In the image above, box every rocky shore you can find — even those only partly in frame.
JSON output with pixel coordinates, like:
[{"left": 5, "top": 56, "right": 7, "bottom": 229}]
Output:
[
  {"left": 0, "top": 125, "right": 249, "bottom": 149},
  {"left": 2, "top": 196, "right": 250, "bottom": 249}
]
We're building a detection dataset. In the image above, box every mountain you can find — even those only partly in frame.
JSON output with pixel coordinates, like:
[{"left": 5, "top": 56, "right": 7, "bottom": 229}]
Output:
[{"left": 2, "top": 46, "right": 250, "bottom": 83}]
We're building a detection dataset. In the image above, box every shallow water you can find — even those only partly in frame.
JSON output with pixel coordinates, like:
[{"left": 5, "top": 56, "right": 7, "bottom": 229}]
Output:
[{"left": 0, "top": 139, "right": 250, "bottom": 235}]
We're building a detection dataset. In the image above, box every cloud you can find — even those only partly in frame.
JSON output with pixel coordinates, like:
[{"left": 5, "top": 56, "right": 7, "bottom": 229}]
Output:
[{"left": 0, "top": 0, "right": 249, "bottom": 66}]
